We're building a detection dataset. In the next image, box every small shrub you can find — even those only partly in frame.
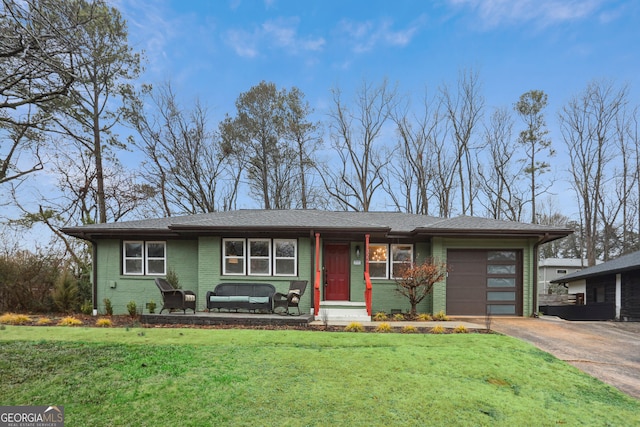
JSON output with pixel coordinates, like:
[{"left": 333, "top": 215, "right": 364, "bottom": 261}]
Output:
[
  {"left": 453, "top": 324, "right": 469, "bottom": 334},
  {"left": 393, "top": 313, "right": 405, "bottom": 321},
  {"left": 344, "top": 322, "right": 365, "bottom": 332},
  {"left": 0, "top": 313, "right": 31, "bottom": 325},
  {"left": 402, "top": 325, "right": 418, "bottom": 334},
  {"left": 375, "top": 322, "right": 392, "bottom": 333},
  {"left": 433, "top": 310, "right": 450, "bottom": 321},
  {"left": 166, "top": 268, "right": 181, "bottom": 289},
  {"left": 126, "top": 301, "right": 137, "bottom": 318},
  {"left": 430, "top": 325, "right": 446, "bottom": 334},
  {"left": 103, "top": 298, "right": 113, "bottom": 316},
  {"left": 147, "top": 300, "right": 157, "bottom": 314},
  {"left": 57, "top": 316, "right": 83, "bottom": 326},
  {"left": 417, "top": 313, "right": 433, "bottom": 321},
  {"left": 52, "top": 270, "right": 79, "bottom": 313},
  {"left": 80, "top": 300, "right": 93, "bottom": 315},
  {"left": 36, "top": 317, "right": 52, "bottom": 325},
  {"left": 96, "top": 318, "right": 112, "bottom": 327},
  {"left": 372, "top": 312, "right": 388, "bottom": 321}
]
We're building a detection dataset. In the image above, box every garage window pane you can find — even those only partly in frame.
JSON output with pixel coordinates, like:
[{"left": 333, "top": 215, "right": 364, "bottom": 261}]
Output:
[
  {"left": 487, "top": 291, "right": 515, "bottom": 301},
  {"left": 488, "top": 264, "right": 516, "bottom": 274},
  {"left": 487, "top": 251, "right": 516, "bottom": 261},
  {"left": 488, "top": 304, "right": 516, "bottom": 314},
  {"left": 488, "top": 278, "right": 515, "bottom": 287}
]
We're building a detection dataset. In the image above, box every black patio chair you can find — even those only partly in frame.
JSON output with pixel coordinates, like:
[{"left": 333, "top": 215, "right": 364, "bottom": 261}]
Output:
[
  {"left": 154, "top": 278, "right": 197, "bottom": 314},
  {"left": 273, "top": 280, "right": 308, "bottom": 316}
]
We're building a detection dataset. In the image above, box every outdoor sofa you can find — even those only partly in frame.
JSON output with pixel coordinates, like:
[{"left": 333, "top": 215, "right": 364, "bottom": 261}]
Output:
[{"left": 206, "top": 283, "right": 276, "bottom": 313}]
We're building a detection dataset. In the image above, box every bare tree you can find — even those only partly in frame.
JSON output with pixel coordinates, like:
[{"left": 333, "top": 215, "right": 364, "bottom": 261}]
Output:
[
  {"left": 477, "top": 107, "right": 526, "bottom": 221},
  {"left": 440, "top": 68, "right": 484, "bottom": 216},
  {"left": 323, "top": 79, "right": 398, "bottom": 212},
  {"left": 13, "top": 140, "right": 148, "bottom": 264},
  {"left": 0, "top": 114, "right": 45, "bottom": 185},
  {"left": 559, "top": 80, "right": 628, "bottom": 265},
  {"left": 388, "top": 90, "right": 444, "bottom": 215},
  {"left": 0, "top": 0, "right": 87, "bottom": 123},
  {"left": 128, "top": 83, "right": 234, "bottom": 215},
  {"left": 0, "top": 0, "right": 96, "bottom": 186}
]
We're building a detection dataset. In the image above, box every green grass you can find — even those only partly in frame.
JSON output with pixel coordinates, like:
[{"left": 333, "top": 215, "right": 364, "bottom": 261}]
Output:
[{"left": 1, "top": 326, "right": 639, "bottom": 426}]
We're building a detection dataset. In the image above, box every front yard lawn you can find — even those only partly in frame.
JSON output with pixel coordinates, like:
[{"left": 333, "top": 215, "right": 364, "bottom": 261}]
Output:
[{"left": 1, "top": 326, "right": 638, "bottom": 426}]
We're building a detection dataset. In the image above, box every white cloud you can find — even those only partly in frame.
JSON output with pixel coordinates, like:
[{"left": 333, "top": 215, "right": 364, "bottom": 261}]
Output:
[
  {"left": 448, "top": 0, "right": 606, "bottom": 28},
  {"left": 225, "top": 17, "right": 325, "bottom": 58},
  {"left": 225, "top": 29, "right": 259, "bottom": 58},
  {"left": 338, "top": 17, "right": 425, "bottom": 54}
]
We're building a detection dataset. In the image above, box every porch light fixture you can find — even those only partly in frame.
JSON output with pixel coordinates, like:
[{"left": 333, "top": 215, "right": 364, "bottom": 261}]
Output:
[{"left": 355, "top": 245, "right": 361, "bottom": 259}]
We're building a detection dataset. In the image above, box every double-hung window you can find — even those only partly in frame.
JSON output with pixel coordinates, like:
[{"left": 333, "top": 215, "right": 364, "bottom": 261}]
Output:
[
  {"left": 123, "top": 241, "right": 166, "bottom": 275},
  {"left": 391, "top": 245, "right": 413, "bottom": 278},
  {"left": 223, "top": 238, "right": 297, "bottom": 276},
  {"left": 274, "top": 239, "right": 297, "bottom": 276},
  {"left": 249, "top": 239, "right": 271, "bottom": 275},
  {"left": 223, "top": 239, "right": 245, "bottom": 275},
  {"left": 368, "top": 244, "right": 388, "bottom": 279},
  {"left": 368, "top": 244, "right": 414, "bottom": 279}
]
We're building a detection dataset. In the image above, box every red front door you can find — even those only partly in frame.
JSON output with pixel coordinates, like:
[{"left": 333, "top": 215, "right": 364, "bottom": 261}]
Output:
[{"left": 324, "top": 243, "right": 350, "bottom": 300}]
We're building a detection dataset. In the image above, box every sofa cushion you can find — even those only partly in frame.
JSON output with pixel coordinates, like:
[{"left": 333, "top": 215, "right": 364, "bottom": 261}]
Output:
[
  {"left": 248, "top": 296, "right": 270, "bottom": 304},
  {"left": 209, "top": 296, "right": 251, "bottom": 303}
]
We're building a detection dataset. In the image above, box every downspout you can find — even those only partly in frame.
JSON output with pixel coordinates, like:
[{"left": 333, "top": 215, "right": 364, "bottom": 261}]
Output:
[
  {"left": 532, "top": 233, "right": 548, "bottom": 317},
  {"left": 85, "top": 236, "right": 98, "bottom": 316}
]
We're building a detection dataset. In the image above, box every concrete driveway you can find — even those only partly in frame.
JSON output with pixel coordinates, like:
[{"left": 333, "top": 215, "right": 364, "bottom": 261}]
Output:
[{"left": 473, "top": 316, "right": 640, "bottom": 400}]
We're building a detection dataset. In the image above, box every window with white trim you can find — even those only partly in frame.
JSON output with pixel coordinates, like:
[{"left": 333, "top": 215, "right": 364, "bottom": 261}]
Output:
[
  {"left": 391, "top": 244, "right": 413, "bottom": 278},
  {"left": 274, "top": 239, "right": 297, "bottom": 276},
  {"left": 249, "top": 239, "right": 271, "bottom": 275},
  {"left": 368, "top": 244, "right": 414, "bottom": 279},
  {"left": 222, "top": 238, "right": 298, "bottom": 276},
  {"left": 123, "top": 241, "right": 166, "bottom": 275},
  {"left": 368, "top": 244, "right": 388, "bottom": 279},
  {"left": 223, "top": 239, "right": 245, "bottom": 275}
]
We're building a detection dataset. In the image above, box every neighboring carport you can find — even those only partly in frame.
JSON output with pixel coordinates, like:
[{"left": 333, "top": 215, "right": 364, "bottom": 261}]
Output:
[{"left": 551, "top": 250, "right": 640, "bottom": 321}]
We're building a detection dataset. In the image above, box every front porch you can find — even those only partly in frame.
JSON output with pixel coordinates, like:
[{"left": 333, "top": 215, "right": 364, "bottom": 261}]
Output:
[{"left": 141, "top": 311, "right": 313, "bottom": 327}]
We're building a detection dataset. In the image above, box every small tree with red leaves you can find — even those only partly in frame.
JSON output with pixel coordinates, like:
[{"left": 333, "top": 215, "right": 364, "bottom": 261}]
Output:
[{"left": 395, "top": 258, "right": 448, "bottom": 317}]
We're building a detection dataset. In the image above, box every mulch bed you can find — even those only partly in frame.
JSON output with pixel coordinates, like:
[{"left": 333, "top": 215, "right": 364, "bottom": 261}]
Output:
[{"left": 1, "top": 313, "right": 492, "bottom": 334}]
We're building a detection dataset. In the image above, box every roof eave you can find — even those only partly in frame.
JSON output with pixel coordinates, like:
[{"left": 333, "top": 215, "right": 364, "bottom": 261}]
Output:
[
  {"left": 60, "top": 227, "right": 181, "bottom": 241},
  {"left": 416, "top": 228, "right": 571, "bottom": 243}
]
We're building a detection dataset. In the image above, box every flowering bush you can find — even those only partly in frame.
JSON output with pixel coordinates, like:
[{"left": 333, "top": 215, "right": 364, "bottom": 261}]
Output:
[{"left": 395, "top": 258, "right": 448, "bottom": 317}]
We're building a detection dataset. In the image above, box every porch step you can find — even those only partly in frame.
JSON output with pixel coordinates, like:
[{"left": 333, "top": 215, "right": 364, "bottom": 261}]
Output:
[{"left": 318, "top": 301, "right": 370, "bottom": 322}]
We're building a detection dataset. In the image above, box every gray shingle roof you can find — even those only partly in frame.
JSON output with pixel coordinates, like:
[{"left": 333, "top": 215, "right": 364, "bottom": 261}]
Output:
[
  {"left": 551, "top": 250, "right": 640, "bottom": 283},
  {"left": 61, "top": 209, "right": 572, "bottom": 241}
]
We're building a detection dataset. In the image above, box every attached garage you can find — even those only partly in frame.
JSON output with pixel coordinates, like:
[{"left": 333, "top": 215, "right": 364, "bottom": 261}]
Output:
[{"left": 446, "top": 249, "right": 523, "bottom": 316}]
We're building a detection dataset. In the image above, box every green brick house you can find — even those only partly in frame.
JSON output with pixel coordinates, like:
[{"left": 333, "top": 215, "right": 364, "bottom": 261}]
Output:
[{"left": 61, "top": 210, "right": 571, "bottom": 319}]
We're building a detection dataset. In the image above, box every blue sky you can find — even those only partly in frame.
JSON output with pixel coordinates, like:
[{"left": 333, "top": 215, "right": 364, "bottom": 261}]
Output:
[
  {"left": 119, "top": 0, "right": 639, "bottom": 120},
  {"left": 111, "top": 0, "right": 639, "bottom": 216},
  {"left": 4, "top": 0, "right": 639, "bottom": 249}
]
